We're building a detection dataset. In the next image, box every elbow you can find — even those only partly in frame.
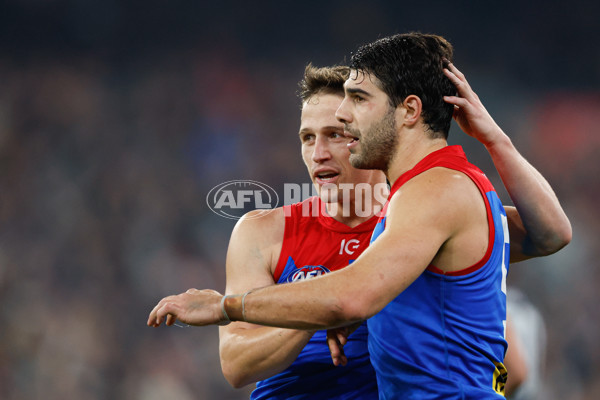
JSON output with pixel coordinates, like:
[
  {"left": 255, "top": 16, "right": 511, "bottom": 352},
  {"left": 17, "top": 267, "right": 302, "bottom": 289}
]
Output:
[
  {"left": 335, "top": 292, "right": 373, "bottom": 324},
  {"left": 558, "top": 219, "right": 573, "bottom": 248},
  {"left": 221, "top": 361, "right": 251, "bottom": 389},
  {"left": 554, "top": 222, "right": 573, "bottom": 252},
  {"left": 227, "top": 376, "right": 249, "bottom": 390},
  {"left": 537, "top": 221, "right": 573, "bottom": 256},
  {"left": 220, "top": 347, "right": 254, "bottom": 389}
]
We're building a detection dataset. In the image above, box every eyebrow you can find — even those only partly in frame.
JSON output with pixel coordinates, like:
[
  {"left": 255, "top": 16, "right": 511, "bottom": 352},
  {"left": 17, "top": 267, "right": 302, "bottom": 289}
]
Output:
[
  {"left": 344, "top": 87, "right": 372, "bottom": 97},
  {"left": 299, "top": 126, "right": 344, "bottom": 136}
]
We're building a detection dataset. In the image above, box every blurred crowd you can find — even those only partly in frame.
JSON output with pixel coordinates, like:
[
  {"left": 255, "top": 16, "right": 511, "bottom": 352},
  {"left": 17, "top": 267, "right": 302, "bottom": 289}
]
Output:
[
  {"left": 0, "top": 51, "right": 302, "bottom": 399},
  {"left": 1, "top": 2, "right": 599, "bottom": 399}
]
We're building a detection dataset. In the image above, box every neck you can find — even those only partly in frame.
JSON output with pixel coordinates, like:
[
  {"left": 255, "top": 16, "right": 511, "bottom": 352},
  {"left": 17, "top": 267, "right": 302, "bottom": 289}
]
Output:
[{"left": 385, "top": 137, "right": 447, "bottom": 186}]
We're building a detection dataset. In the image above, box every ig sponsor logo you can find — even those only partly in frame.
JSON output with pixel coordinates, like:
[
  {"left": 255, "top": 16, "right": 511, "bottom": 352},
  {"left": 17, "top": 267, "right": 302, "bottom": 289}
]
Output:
[
  {"left": 339, "top": 239, "right": 360, "bottom": 255},
  {"left": 206, "top": 180, "right": 279, "bottom": 220}
]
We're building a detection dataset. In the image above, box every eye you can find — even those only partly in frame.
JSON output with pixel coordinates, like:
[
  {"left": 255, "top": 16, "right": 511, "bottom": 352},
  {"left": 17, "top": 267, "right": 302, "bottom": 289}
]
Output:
[
  {"left": 353, "top": 95, "right": 365, "bottom": 103},
  {"left": 301, "top": 133, "right": 315, "bottom": 143}
]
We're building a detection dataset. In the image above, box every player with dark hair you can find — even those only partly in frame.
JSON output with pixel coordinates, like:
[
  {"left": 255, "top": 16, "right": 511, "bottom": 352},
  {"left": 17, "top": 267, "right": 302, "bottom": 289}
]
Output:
[{"left": 149, "top": 33, "right": 571, "bottom": 399}]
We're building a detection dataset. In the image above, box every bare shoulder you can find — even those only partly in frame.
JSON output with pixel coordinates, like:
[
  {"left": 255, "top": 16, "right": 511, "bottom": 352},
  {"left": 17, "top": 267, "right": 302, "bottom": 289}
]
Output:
[
  {"left": 391, "top": 167, "right": 481, "bottom": 208},
  {"left": 390, "top": 166, "right": 488, "bottom": 271},
  {"left": 386, "top": 166, "right": 486, "bottom": 239},
  {"left": 227, "top": 207, "right": 286, "bottom": 280},
  {"left": 232, "top": 207, "right": 286, "bottom": 245}
]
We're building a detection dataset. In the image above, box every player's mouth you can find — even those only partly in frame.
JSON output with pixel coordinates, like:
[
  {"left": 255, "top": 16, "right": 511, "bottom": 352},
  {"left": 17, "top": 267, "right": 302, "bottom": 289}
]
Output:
[
  {"left": 314, "top": 169, "right": 340, "bottom": 185},
  {"left": 345, "top": 132, "right": 360, "bottom": 150},
  {"left": 343, "top": 128, "right": 360, "bottom": 150}
]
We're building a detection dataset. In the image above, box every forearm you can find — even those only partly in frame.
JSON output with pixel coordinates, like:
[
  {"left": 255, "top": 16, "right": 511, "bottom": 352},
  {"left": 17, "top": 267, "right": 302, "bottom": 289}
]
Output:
[
  {"left": 486, "top": 130, "right": 571, "bottom": 256},
  {"left": 222, "top": 239, "right": 422, "bottom": 329},
  {"left": 220, "top": 325, "right": 315, "bottom": 387},
  {"left": 224, "top": 273, "right": 367, "bottom": 330},
  {"left": 149, "top": 190, "right": 448, "bottom": 331}
]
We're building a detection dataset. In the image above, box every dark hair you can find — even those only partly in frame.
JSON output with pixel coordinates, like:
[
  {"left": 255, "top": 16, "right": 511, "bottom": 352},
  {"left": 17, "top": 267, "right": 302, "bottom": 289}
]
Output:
[
  {"left": 350, "top": 32, "right": 456, "bottom": 138},
  {"left": 298, "top": 63, "right": 349, "bottom": 104}
]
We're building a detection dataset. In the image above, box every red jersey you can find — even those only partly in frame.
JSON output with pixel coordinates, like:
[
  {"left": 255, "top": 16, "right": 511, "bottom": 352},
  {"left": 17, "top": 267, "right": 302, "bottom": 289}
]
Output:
[{"left": 251, "top": 196, "right": 379, "bottom": 400}]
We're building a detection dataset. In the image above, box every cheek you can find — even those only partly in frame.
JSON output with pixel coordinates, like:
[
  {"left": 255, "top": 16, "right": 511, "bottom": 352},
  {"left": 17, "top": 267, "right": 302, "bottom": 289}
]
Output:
[
  {"left": 332, "top": 147, "right": 351, "bottom": 164},
  {"left": 301, "top": 147, "right": 313, "bottom": 168}
]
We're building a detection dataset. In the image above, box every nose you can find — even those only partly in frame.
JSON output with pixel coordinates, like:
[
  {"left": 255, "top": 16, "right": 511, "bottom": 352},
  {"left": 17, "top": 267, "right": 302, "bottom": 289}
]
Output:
[
  {"left": 335, "top": 96, "right": 352, "bottom": 125},
  {"left": 312, "top": 135, "right": 331, "bottom": 163}
]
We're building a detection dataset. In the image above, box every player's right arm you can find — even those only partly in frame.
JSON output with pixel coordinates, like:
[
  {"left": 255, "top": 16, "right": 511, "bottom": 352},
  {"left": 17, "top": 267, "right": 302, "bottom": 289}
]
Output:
[{"left": 219, "top": 208, "right": 315, "bottom": 388}]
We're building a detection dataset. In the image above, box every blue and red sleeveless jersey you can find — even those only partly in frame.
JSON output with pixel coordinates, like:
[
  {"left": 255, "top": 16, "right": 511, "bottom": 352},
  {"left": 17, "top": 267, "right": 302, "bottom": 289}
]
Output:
[
  {"left": 251, "top": 196, "right": 379, "bottom": 400},
  {"left": 368, "top": 146, "right": 510, "bottom": 399}
]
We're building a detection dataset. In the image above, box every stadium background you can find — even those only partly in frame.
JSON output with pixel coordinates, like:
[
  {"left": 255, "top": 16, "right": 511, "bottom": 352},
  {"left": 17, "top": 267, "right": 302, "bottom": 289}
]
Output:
[{"left": 0, "top": 0, "right": 598, "bottom": 398}]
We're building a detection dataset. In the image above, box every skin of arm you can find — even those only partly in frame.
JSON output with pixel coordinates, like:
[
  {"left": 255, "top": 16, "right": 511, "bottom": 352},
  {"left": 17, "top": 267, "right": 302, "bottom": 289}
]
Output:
[
  {"left": 504, "top": 316, "right": 529, "bottom": 396},
  {"left": 148, "top": 167, "right": 482, "bottom": 329},
  {"left": 218, "top": 208, "right": 315, "bottom": 388},
  {"left": 228, "top": 170, "right": 459, "bottom": 328},
  {"left": 443, "top": 62, "right": 572, "bottom": 263}
]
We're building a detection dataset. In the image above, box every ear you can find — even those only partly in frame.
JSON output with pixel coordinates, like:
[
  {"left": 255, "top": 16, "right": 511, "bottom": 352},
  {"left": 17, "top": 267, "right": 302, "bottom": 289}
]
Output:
[{"left": 400, "top": 95, "right": 422, "bottom": 127}]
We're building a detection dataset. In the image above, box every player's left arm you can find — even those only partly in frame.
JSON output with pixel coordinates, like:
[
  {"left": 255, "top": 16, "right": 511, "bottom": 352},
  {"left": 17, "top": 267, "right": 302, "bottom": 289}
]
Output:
[
  {"left": 443, "top": 62, "right": 572, "bottom": 262},
  {"left": 147, "top": 169, "right": 460, "bottom": 329}
]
